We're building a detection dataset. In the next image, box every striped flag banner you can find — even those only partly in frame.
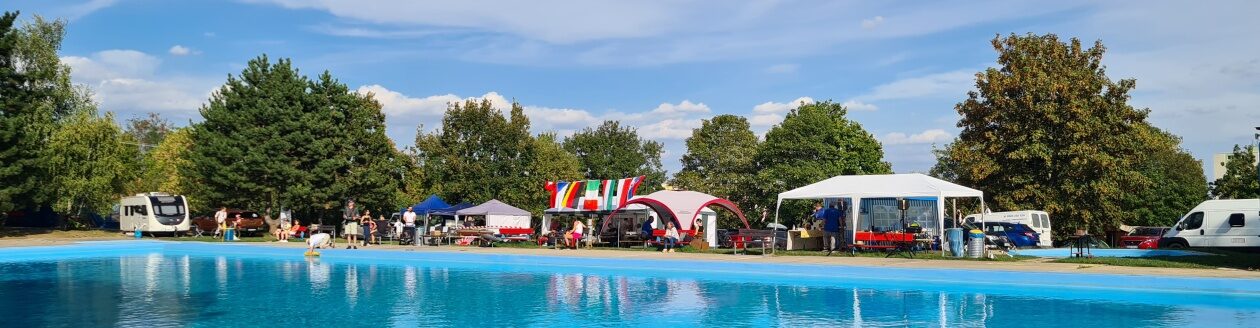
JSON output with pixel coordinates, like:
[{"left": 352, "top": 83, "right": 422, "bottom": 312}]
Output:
[{"left": 545, "top": 176, "right": 646, "bottom": 210}]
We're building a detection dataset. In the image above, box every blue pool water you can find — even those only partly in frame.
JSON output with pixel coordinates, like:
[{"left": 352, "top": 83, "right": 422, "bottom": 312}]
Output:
[{"left": 1, "top": 242, "right": 1258, "bottom": 327}]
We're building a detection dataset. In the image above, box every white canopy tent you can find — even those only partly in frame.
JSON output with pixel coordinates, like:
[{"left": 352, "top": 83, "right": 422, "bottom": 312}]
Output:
[
  {"left": 455, "top": 199, "right": 532, "bottom": 233},
  {"left": 774, "top": 173, "right": 986, "bottom": 255}
]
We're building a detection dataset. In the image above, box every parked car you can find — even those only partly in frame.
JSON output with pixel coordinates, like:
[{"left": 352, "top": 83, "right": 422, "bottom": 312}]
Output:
[
  {"left": 1120, "top": 226, "right": 1169, "bottom": 249},
  {"left": 964, "top": 210, "right": 1053, "bottom": 247},
  {"left": 981, "top": 222, "right": 1040, "bottom": 248},
  {"left": 191, "top": 209, "right": 266, "bottom": 236}
]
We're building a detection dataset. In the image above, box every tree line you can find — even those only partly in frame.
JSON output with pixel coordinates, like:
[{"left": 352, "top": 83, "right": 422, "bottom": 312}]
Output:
[{"left": 3, "top": 11, "right": 1243, "bottom": 239}]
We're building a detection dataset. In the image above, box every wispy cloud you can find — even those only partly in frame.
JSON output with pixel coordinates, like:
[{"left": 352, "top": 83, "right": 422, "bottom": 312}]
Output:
[{"left": 64, "top": 0, "right": 120, "bottom": 20}]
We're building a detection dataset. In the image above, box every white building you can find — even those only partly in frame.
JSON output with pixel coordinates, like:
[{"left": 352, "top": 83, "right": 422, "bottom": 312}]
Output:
[{"left": 1212, "top": 150, "right": 1260, "bottom": 181}]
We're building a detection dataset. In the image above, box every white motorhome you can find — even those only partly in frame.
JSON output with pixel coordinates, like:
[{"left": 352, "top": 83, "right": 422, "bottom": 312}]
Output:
[
  {"left": 1161, "top": 199, "right": 1260, "bottom": 248},
  {"left": 119, "top": 192, "right": 190, "bottom": 235},
  {"left": 965, "top": 210, "right": 1053, "bottom": 247}
]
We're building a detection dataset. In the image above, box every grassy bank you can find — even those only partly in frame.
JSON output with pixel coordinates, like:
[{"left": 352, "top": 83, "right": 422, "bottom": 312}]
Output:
[{"left": 1051, "top": 249, "right": 1260, "bottom": 271}]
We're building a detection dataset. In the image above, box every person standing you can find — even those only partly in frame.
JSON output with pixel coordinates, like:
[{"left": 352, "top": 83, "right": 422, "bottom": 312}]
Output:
[
  {"left": 343, "top": 200, "right": 360, "bottom": 249},
  {"left": 360, "top": 210, "right": 375, "bottom": 246},
  {"left": 214, "top": 207, "right": 228, "bottom": 240},
  {"left": 821, "top": 203, "right": 844, "bottom": 255},
  {"left": 402, "top": 206, "right": 417, "bottom": 245}
]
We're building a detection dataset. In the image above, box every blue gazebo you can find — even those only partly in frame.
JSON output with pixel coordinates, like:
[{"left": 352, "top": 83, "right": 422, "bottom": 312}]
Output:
[{"left": 400, "top": 195, "right": 451, "bottom": 216}]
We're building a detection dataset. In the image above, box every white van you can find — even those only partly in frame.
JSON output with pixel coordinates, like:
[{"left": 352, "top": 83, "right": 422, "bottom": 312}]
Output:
[
  {"left": 119, "top": 192, "right": 191, "bottom": 235},
  {"left": 1161, "top": 199, "right": 1260, "bottom": 248},
  {"left": 965, "top": 210, "right": 1053, "bottom": 247}
]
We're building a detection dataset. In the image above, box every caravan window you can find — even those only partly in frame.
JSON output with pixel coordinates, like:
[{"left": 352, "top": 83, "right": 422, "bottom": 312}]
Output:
[
  {"left": 1228, "top": 213, "right": 1245, "bottom": 227},
  {"left": 1181, "top": 212, "right": 1204, "bottom": 230},
  {"left": 1028, "top": 214, "right": 1040, "bottom": 228},
  {"left": 1040, "top": 214, "right": 1051, "bottom": 228}
]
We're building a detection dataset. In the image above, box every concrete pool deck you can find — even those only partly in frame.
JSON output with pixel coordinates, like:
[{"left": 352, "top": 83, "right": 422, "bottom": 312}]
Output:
[{"left": 3, "top": 235, "right": 1255, "bottom": 280}]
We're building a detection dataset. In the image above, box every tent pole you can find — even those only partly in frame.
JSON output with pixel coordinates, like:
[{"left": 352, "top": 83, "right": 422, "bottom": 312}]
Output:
[
  {"left": 772, "top": 199, "right": 782, "bottom": 256},
  {"left": 980, "top": 196, "right": 987, "bottom": 257},
  {"left": 937, "top": 195, "right": 945, "bottom": 256},
  {"left": 851, "top": 197, "right": 861, "bottom": 250}
]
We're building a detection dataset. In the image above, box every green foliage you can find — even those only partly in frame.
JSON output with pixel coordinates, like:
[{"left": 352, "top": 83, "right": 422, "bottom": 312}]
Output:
[
  {"left": 187, "top": 56, "right": 402, "bottom": 223},
  {"left": 413, "top": 99, "right": 538, "bottom": 210},
  {"left": 563, "top": 120, "right": 667, "bottom": 192},
  {"left": 43, "top": 110, "right": 140, "bottom": 216},
  {"left": 0, "top": 12, "right": 84, "bottom": 213},
  {"left": 524, "top": 132, "right": 582, "bottom": 214},
  {"left": 1124, "top": 127, "right": 1208, "bottom": 226},
  {"left": 754, "top": 101, "right": 891, "bottom": 227},
  {"left": 130, "top": 128, "right": 198, "bottom": 209},
  {"left": 670, "top": 114, "right": 759, "bottom": 228},
  {"left": 937, "top": 33, "right": 1198, "bottom": 237},
  {"left": 1211, "top": 145, "right": 1259, "bottom": 199},
  {"left": 124, "top": 112, "right": 174, "bottom": 151}
]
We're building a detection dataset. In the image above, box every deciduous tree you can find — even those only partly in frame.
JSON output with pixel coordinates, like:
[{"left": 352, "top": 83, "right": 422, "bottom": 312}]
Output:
[
  {"left": 936, "top": 33, "right": 1190, "bottom": 236},
  {"left": 563, "top": 120, "right": 666, "bottom": 192},
  {"left": 671, "top": 114, "right": 759, "bottom": 228},
  {"left": 1211, "top": 145, "right": 1259, "bottom": 199},
  {"left": 753, "top": 101, "right": 891, "bottom": 227},
  {"left": 413, "top": 99, "right": 537, "bottom": 208}
]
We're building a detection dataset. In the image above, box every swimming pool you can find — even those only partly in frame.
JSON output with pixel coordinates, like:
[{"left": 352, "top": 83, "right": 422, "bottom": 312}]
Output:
[{"left": 1, "top": 242, "right": 1257, "bottom": 327}]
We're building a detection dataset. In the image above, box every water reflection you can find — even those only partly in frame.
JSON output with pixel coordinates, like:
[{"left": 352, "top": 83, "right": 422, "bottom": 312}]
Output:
[{"left": 0, "top": 255, "right": 1254, "bottom": 327}]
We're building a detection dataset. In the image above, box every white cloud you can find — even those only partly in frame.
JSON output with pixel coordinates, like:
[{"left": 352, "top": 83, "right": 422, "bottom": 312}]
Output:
[
  {"left": 881, "top": 129, "right": 952, "bottom": 145},
  {"left": 860, "top": 69, "right": 976, "bottom": 101},
  {"left": 523, "top": 106, "right": 601, "bottom": 131},
  {"left": 246, "top": 1, "right": 1083, "bottom": 66},
  {"left": 748, "top": 114, "right": 783, "bottom": 128},
  {"left": 764, "top": 63, "right": 799, "bottom": 74},
  {"left": 842, "top": 100, "right": 878, "bottom": 111},
  {"left": 62, "top": 50, "right": 161, "bottom": 81},
  {"left": 168, "top": 45, "right": 198, "bottom": 56},
  {"left": 356, "top": 85, "right": 462, "bottom": 117},
  {"left": 650, "top": 100, "right": 710, "bottom": 117},
  {"left": 62, "top": 50, "right": 215, "bottom": 116},
  {"left": 861, "top": 16, "right": 885, "bottom": 29},
  {"left": 640, "top": 118, "right": 705, "bottom": 140},
  {"left": 752, "top": 96, "right": 814, "bottom": 114}
]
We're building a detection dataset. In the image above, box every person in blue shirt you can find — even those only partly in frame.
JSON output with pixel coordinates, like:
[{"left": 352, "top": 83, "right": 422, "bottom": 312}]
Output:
[{"left": 819, "top": 203, "right": 845, "bottom": 254}]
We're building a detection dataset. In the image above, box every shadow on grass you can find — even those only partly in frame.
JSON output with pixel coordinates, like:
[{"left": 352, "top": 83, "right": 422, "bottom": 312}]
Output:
[
  {"left": 1051, "top": 249, "right": 1260, "bottom": 270},
  {"left": 0, "top": 227, "right": 60, "bottom": 238}
]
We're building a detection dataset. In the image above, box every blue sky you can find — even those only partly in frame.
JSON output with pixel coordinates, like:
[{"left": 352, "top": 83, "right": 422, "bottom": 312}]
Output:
[{"left": 9, "top": 0, "right": 1260, "bottom": 176}]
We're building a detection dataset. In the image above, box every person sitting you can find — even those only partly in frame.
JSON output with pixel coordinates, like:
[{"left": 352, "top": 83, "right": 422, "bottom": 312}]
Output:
[
  {"left": 287, "top": 220, "right": 308, "bottom": 239},
  {"left": 567, "top": 219, "right": 586, "bottom": 250},
  {"left": 662, "top": 221, "right": 680, "bottom": 253},
  {"left": 641, "top": 217, "right": 655, "bottom": 244},
  {"left": 273, "top": 219, "right": 290, "bottom": 242}
]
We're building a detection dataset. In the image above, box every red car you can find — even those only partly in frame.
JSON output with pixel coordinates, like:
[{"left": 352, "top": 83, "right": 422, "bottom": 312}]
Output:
[{"left": 1120, "top": 226, "right": 1169, "bottom": 249}]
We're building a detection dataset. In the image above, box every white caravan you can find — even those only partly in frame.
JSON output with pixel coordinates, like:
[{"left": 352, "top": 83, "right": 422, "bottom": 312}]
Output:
[
  {"left": 965, "top": 210, "right": 1053, "bottom": 247},
  {"left": 119, "top": 192, "right": 190, "bottom": 235},
  {"left": 1161, "top": 199, "right": 1260, "bottom": 248}
]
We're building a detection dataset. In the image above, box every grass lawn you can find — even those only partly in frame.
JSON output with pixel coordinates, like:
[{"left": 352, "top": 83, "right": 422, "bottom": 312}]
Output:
[{"left": 1051, "top": 249, "right": 1260, "bottom": 271}]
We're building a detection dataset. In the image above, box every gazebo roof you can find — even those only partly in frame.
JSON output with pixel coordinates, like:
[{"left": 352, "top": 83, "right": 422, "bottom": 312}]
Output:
[{"left": 606, "top": 190, "right": 749, "bottom": 231}]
